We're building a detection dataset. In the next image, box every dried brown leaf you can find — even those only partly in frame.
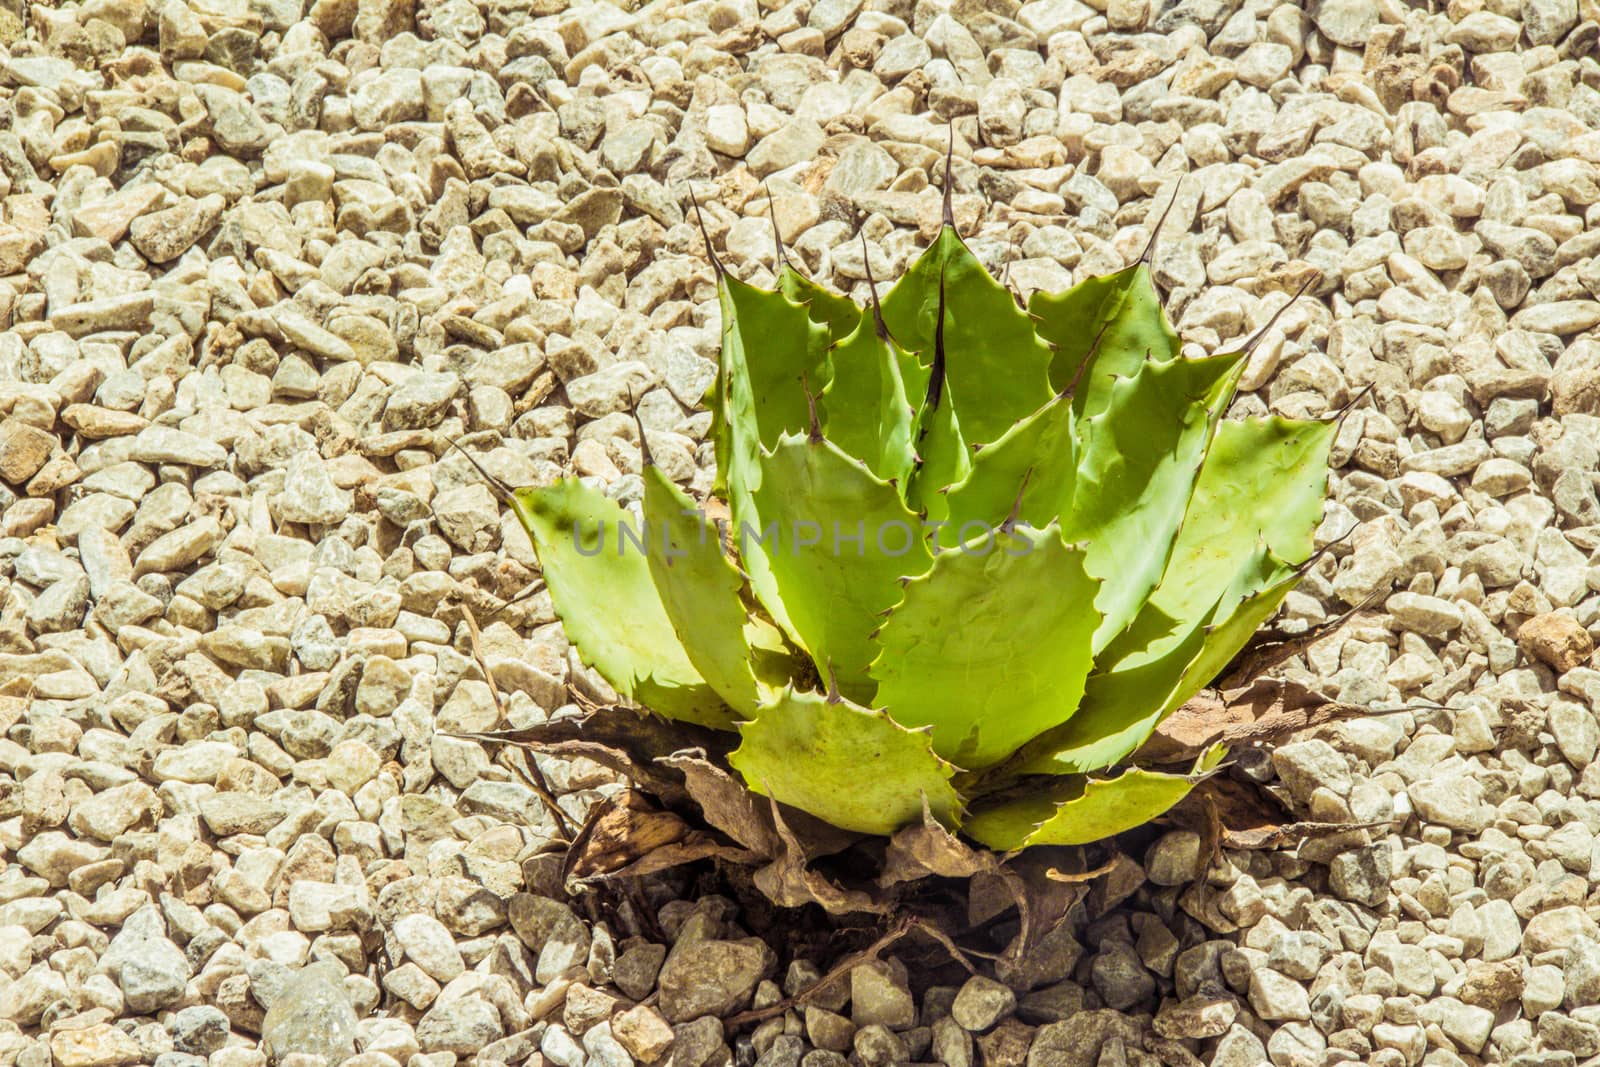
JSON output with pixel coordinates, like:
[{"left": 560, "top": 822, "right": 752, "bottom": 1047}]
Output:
[
  {"left": 585, "top": 836, "right": 757, "bottom": 881},
  {"left": 660, "top": 753, "right": 779, "bottom": 854},
  {"left": 562, "top": 791, "right": 684, "bottom": 879},
  {"left": 563, "top": 790, "right": 754, "bottom": 882},
  {"left": 1139, "top": 678, "right": 1362, "bottom": 765},
  {"left": 461, "top": 711, "right": 730, "bottom": 806},
  {"left": 879, "top": 799, "right": 1000, "bottom": 888},
  {"left": 752, "top": 797, "right": 888, "bottom": 916}
]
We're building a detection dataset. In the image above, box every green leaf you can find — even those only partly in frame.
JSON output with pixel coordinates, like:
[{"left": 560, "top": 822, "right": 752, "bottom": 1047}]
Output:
[
  {"left": 880, "top": 227, "right": 1053, "bottom": 446},
  {"left": 869, "top": 523, "right": 1100, "bottom": 770},
  {"left": 964, "top": 747, "right": 1224, "bottom": 850},
  {"left": 714, "top": 276, "right": 831, "bottom": 647},
  {"left": 943, "top": 352, "right": 1243, "bottom": 646},
  {"left": 1066, "top": 352, "right": 1244, "bottom": 647},
  {"left": 1015, "top": 545, "right": 1300, "bottom": 776},
  {"left": 744, "top": 432, "right": 934, "bottom": 702},
  {"left": 640, "top": 467, "right": 769, "bottom": 718},
  {"left": 1143, "top": 415, "right": 1336, "bottom": 627},
  {"left": 1029, "top": 263, "right": 1180, "bottom": 415},
  {"left": 509, "top": 480, "right": 734, "bottom": 728},
  {"left": 1006, "top": 415, "right": 1334, "bottom": 776},
  {"left": 730, "top": 686, "right": 961, "bottom": 835},
  {"left": 719, "top": 275, "right": 832, "bottom": 452},
  {"left": 781, "top": 265, "right": 862, "bottom": 342},
  {"left": 745, "top": 613, "right": 801, "bottom": 692},
  {"left": 905, "top": 385, "right": 973, "bottom": 523},
  {"left": 820, "top": 310, "right": 917, "bottom": 485},
  {"left": 941, "top": 391, "right": 1076, "bottom": 549}
]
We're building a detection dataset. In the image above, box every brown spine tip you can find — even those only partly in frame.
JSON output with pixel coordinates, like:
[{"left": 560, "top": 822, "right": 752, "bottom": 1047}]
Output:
[
  {"left": 444, "top": 437, "right": 514, "bottom": 505},
  {"left": 1240, "top": 271, "right": 1321, "bottom": 357},
  {"left": 1002, "top": 467, "right": 1035, "bottom": 532},
  {"left": 1329, "top": 380, "right": 1376, "bottom": 428},
  {"left": 1057, "top": 319, "right": 1109, "bottom": 401},
  {"left": 860, "top": 231, "right": 891, "bottom": 342},
  {"left": 765, "top": 182, "right": 789, "bottom": 272},
  {"left": 802, "top": 370, "right": 823, "bottom": 443},
  {"left": 1002, "top": 229, "right": 1024, "bottom": 309},
  {"left": 631, "top": 408, "right": 654, "bottom": 469},
  {"left": 1299, "top": 521, "right": 1358, "bottom": 574},
  {"left": 1138, "top": 176, "right": 1186, "bottom": 267},
  {"left": 689, "top": 189, "right": 725, "bottom": 278},
  {"left": 941, "top": 125, "right": 957, "bottom": 231}
]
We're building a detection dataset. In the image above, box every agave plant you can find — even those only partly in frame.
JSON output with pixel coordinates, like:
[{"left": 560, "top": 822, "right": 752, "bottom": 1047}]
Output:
[{"left": 499, "top": 188, "right": 1335, "bottom": 865}]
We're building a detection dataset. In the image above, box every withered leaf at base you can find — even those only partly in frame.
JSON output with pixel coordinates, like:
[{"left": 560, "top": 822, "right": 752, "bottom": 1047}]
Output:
[
  {"left": 751, "top": 798, "right": 888, "bottom": 916},
  {"left": 1138, "top": 678, "right": 1366, "bottom": 765},
  {"left": 460, "top": 710, "right": 732, "bottom": 806},
  {"left": 562, "top": 790, "right": 755, "bottom": 882},
  {"left": 879, "top": 800, "right": 1002, "bottom": 888},
  {"left": 1165, "top": 775, "right": 1389, "bottom": 851},
  {"left": 664, "top": 753, "right": 862, "bottom": 860}
]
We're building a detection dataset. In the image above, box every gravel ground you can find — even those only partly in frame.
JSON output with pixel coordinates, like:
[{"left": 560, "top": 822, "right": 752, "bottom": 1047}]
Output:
[{"left": 4, "top": 0, "right": 1600, "bottom": 1065}]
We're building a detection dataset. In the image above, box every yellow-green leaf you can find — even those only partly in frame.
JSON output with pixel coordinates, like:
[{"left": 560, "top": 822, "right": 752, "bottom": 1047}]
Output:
[
  {"left": 869, "top": 524, "right": 1100, "bottom": 770},
  {"left": 509, "top": 480, "right": 733, "bottom": 728},
  {"left": 730, "top": 686, "right": 961, "bottom": 835}
]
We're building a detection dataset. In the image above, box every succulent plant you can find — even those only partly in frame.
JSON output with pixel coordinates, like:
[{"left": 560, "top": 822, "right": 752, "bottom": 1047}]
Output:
[{"left": 502, "top": 192, "right": 1335, "bottom": 857}]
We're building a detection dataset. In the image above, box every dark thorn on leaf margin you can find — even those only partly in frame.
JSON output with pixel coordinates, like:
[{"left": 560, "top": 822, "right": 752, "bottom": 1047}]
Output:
[
  {"left": 689, "top": 188, "right": 725, "bottom": 277},
  {"left": 444, "top": 437, "right": 513, "bottom": 505},
  {"left": 765, "top": 182, "right": 789, "bottom": 272},
  {"left": 1138, "top": 177, "right": 1186, "bottom": 266}
]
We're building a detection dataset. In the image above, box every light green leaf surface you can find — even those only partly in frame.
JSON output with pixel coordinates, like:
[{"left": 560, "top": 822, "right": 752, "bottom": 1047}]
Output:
[
  {"left": 820, "top": 311, "right": 918, "bottom": 485},
  {"left": 905, "top": 385, "right": 973, "bottom": 523},
  {"left": 940, "top": 391, "right": 1076, "bottom": 549},
  {"left": 509, "top": 480, "right": 733, "bottom": 728},
  {"left": 964, "top": 747, "right": 1225, "bottom": 850},
  {"left": 869, "top": 524, "right": 1100, "bottom": 770},
  {"left": 746, "top": 433, "right": 934, "bottom": 702},
  {"left": 1030, "top": 263, "right": 1180, "bottom": 416},
  {"left": 720, "top": 275, "right": 832, "bottom": 451},
  {"left": 1065, "top": 352, "right": 1244, "bottom": 648},
  {"left": 1016, "top": 544, "right": 1300, "bottom": 776},
  {"left": 881, "top": 227, "right": 1054, "bottom": 446},
  {"left": 942, "top": 353, "right": 1243, "bottom": 642},
  {"left": 1009, "top": 415, "right": 1334, "bottom": 775},
  {"left": 715, "top": 276, "right": 829, "bottom": 646},
  {"left": 730, "top": 686, "right": 961, "bottom": 835},
  {"left": 641, "top": 467, "right": 769, "bottom": 717},
  {"left": 781, "top": 265, "right": 862, "bottom": 342},
  {"left": 1147, "top": 415, "right": 1336, "bottom": 625}
]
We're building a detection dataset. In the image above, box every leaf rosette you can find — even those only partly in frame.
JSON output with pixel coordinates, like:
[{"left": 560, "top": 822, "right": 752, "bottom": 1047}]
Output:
[{"left": 500, "top": 190, "right": 1336, "bottom": 864}]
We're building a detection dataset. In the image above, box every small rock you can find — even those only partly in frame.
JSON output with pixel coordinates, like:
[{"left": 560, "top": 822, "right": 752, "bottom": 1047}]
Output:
[
  {"left": 612, "top": 1004, "right": 674, "bottom": 1063},
  {"left": 1518, "top": 612, "right": 1594, "bottom": 672},
  {"left": 129, "top": 194, "right": 225, "bottom": 262},
  {"left": 850, "top": 960, "right": 915, "bottom": 1030},
  {"left": 1248, "top": 969, "right": 1310, "bottom": 1021},
  {"left": 1154, "top": 995, "right": 1237, "bottom": 1040},
  {"left": 260, "top": 962, "right": 359, "bottom": 1065},
  {"left": 50, "top": 1025, "right": 141, "bottom": 1067},
  {"left": 0, "top": 420, "right": 53, "bottom": 484},
  {"left": 952, "top": 976, "right": 1015, "bottom": 1032},
  {"left": 658, "top": 939, "right": 775, "bottom": 1023}
]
